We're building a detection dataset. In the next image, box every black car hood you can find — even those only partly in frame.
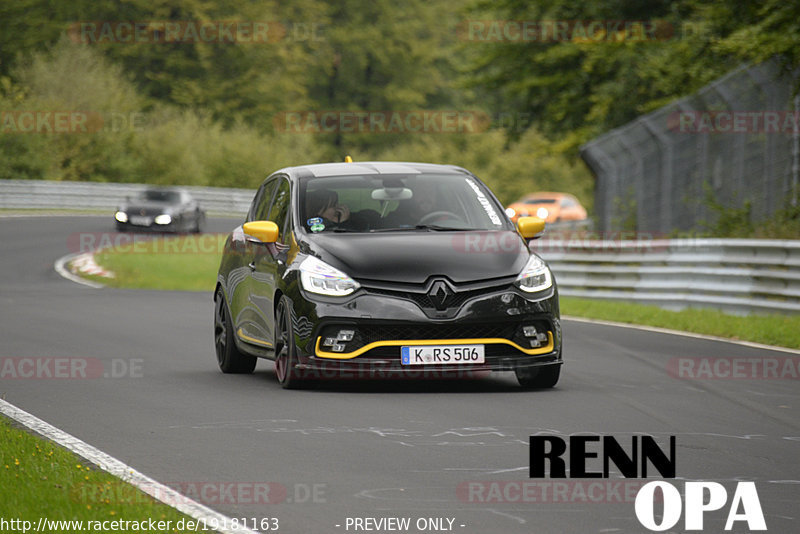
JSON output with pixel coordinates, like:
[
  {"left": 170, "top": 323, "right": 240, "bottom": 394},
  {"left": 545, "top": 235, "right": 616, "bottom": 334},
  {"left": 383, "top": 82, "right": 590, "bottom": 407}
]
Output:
[{"left": 306, "top": 231, "right": 530, "bottom": 284}]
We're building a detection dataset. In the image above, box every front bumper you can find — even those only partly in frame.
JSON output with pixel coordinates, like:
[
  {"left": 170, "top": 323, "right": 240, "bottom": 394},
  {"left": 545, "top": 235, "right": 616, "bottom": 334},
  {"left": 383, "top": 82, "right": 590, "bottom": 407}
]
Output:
[
  {"left": 116, "top": 220, "right": 180, "bottom": 233},
  {"left": 288, "top": 283, "right": 562, "bottom": 378}
]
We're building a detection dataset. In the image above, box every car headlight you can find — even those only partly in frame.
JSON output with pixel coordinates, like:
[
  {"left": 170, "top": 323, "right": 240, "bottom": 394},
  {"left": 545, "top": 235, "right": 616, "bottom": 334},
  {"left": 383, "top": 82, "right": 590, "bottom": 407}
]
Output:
[
  {"left": 515, "top": 255, "right": 553, "bottom": 293},
  {"left": 299, "top": 256, "right": 360, "bottom": 296},
  {"left": 505, "top": 207, "right": 516, "bottom": 218},
  {"left": 114, "top": 211, "right": 128, "bottom": 223},
  {"left": 536, "top": 207, "right": 549, "bottom": 219},
  {"left": 154, "top": 214, "right": 172, "bottom": 225}
]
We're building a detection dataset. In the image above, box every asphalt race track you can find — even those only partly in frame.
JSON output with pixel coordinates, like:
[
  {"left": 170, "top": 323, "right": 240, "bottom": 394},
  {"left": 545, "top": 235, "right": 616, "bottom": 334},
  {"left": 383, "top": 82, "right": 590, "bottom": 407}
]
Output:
[{"left": 1, "top": 215, "right": 799, "bottom": 534}]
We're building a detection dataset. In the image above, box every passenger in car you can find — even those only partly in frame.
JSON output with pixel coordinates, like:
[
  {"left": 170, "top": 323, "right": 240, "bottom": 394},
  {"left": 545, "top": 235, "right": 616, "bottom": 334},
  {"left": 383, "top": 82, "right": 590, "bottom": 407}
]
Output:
[
  {"left": 307, "top": 189, "right": 351, "bottom": 224},
  {"left": 306, "top": 189, "right": 378, "bottom": 231}
]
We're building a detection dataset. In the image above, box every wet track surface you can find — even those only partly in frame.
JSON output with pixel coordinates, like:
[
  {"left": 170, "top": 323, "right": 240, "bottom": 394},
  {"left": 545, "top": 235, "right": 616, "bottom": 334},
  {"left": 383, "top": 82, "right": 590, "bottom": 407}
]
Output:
[{"left": 1, "top": 215, "right": 798, "bottom": 533}]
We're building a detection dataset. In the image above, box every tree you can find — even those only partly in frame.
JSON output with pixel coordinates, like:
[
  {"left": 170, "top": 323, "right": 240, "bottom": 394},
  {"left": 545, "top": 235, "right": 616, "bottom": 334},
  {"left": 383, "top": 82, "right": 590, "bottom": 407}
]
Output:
[{"left": 465, "top": 0, "right": 797, "bottom": 151}]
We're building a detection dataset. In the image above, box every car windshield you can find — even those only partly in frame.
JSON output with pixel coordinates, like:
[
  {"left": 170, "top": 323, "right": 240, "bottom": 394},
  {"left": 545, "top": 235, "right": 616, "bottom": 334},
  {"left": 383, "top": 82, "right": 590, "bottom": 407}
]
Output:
[
  {"left": 300, "top": 173, "right": 510, "bottom": 233},
  {"left": 140, "top": 190, "right": 181, "bottom": 203}
]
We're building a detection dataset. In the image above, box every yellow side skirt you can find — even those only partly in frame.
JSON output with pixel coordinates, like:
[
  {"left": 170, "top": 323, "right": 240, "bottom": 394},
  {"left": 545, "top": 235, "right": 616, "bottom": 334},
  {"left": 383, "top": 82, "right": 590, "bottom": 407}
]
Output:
[{"left": 237, "top": 328, "right": 273, "bottom": 348}]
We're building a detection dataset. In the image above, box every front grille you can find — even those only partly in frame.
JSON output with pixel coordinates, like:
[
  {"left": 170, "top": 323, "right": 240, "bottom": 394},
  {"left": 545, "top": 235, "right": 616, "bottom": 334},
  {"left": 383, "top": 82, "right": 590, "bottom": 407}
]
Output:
[
  {"left": 128, "top": 206, "right": 168, "bottom": 216},
  {"left": 362, "top": 278, "right": 514, "bottom": 314},
  {"left": 356, "top": 323, "right": 516, "bottom": 344},
  {"left": 366, "top": 287, "right": 487, "bottom": 311}
]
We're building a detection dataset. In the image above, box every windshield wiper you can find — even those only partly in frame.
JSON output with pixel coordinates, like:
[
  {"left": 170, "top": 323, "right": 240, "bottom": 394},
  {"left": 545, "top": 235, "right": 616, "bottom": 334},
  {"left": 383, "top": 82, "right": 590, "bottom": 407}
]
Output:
[{"left": 371, "top": 225, "right": 479, "bottom": 233}]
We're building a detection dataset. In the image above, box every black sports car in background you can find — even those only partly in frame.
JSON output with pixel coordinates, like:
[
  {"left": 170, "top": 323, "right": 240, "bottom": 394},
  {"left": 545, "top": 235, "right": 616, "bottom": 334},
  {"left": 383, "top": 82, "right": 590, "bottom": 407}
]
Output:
[
  {"left": 115, "top": 188, "right": 205, "bottom": 233},
  {"left": 213, "top": 161, "right": 562, "bottom": 389}
]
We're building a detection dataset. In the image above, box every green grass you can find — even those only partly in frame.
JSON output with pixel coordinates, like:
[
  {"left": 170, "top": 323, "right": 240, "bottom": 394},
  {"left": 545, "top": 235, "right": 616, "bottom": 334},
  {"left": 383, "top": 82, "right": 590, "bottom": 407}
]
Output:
[
  {"left": 83, "top": 233, "right": 227, "bottom": 291},
  {"left": 560, "top": 296, "right": 800, "bottom": 349},
  {"left": 0, "top": 416, "right": 199, "bottom": 531}
]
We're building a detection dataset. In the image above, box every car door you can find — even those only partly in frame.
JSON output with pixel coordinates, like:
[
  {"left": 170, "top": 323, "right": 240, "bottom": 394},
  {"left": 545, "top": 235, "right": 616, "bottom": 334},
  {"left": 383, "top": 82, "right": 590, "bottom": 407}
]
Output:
[
  {"left": 177, "top": 192, "right": 194, "bottom": 229},
  {"left": 184, "top": 192, "right": 202, "bottom": 229},
  {"left": 248, "top": 176, "right": 292, "bottom": 346},
  {"left": 230, "top": 178, "right": 278, "bottom": 346}
]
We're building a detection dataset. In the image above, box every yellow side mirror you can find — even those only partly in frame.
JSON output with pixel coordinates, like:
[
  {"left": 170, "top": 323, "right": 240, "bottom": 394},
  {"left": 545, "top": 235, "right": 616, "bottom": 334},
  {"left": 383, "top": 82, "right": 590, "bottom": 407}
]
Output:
[
  {"left": 517, "top": 216, "right": 546, "bottom": 239},
  {"left": 243, "top": 221, "right": 279, "bottom": 243}
]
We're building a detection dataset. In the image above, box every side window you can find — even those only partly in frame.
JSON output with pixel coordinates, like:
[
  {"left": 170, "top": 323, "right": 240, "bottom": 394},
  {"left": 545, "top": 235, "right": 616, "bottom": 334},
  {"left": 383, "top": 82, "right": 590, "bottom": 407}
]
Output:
[
  {"left": 248, "top": 178, "right": 278, "bottom": 222},
  {"left": 267, "top": 178, "right": 292, "bottom": 243}
]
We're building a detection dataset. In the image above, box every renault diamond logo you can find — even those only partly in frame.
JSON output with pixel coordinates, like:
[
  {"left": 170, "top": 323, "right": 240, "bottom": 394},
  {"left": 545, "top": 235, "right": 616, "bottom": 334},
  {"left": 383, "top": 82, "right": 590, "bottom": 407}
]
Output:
[{"left": 428, "top": 280, "right": 453, "bottom": 310}]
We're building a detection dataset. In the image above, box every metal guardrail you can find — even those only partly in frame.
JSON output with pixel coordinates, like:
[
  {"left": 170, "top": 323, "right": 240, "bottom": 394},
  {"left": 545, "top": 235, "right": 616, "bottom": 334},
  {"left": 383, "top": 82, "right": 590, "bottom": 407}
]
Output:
[
  {"left": 3, "top": 180, "right": 799, "bottom": 314},
  {"left": 0, "top": 179, "right": 254, "bottom": 216},
  {"left": 534, "top": 238, "right": 800, "bottom": 315}
]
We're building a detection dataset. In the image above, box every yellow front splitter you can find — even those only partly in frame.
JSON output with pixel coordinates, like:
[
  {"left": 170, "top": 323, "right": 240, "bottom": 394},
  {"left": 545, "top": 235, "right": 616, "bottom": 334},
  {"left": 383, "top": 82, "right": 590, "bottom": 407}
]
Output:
[{"left": 315, "top": 332, "right": 554, "bottom": 360}]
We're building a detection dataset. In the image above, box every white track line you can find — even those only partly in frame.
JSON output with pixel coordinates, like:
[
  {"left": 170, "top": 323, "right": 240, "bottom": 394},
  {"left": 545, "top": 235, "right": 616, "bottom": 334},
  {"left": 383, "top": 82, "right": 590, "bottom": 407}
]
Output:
[
  {"left": 562, "top": 315, "right": 800, "bottom": 355},
  {"left": 54, "top": 252, "right": 105, "bottom": 289},
  {"left": 0, "top": 398, "right": 259, "bottom": 534}
]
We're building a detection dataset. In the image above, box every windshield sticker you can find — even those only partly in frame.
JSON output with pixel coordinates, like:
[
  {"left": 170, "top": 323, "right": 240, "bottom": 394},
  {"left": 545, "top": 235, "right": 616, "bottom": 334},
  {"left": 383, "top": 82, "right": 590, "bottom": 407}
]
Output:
[
  {"left": 310, "top": 223, "right": 325, "bottom": 233},
  {"left": 465, "top": 178, "right": 503, "bottom": 225},
  {"left": 306, "top": 217, "right": 323, "bottom": 226}
]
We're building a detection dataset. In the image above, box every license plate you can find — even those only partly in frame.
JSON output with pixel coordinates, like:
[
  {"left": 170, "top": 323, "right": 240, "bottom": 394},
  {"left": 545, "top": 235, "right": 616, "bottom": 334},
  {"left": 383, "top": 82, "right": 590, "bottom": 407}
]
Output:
[
  {"left": 129, "top": 216, "right": 152, "bottom": 226},
  {"left": 401, "top": 344, "right": 484, "bottom": 365}
]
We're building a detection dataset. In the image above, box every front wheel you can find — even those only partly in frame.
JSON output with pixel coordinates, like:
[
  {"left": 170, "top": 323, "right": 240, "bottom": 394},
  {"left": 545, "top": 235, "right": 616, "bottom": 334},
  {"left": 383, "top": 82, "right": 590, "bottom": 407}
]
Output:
[
  {"left": 214, "top": 288, "right": 257, "bottom": 373},
  {"left": 274, "top": 298, "right": 303, "bottom": 389},
  {"left": 193, "top": 211, "right": 205, "bottom": 233},
  {"left": 515, "top": 365, "right": 560, "bottom": 389}
]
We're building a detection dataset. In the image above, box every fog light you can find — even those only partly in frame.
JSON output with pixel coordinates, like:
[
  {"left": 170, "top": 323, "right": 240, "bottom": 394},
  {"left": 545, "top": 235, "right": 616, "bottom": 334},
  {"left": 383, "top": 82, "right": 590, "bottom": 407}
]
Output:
[
  {"left": 331, "top": 344, "right": 346, "bottom": 353},
  {"left": 529, "top": 339, "right": 542, "bottom": 348},
  {"left": 522, "top": 326, "right": 538, "bottom": 337},
  {"left": 337, "top": 329, "right": 355, "bottom": 342},
  {"left": 323, "top": 337, "right": 337, "bottom": 347},
  {"left": 536, "top": 332, "right": 548, "bottom": 343}
]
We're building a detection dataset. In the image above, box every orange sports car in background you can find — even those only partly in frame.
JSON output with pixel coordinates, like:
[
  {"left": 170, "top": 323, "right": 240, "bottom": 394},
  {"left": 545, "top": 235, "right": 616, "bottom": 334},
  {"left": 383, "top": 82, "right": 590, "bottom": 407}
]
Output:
[{"left": 505, "top": 192, "right": 588, "bottom": 225}]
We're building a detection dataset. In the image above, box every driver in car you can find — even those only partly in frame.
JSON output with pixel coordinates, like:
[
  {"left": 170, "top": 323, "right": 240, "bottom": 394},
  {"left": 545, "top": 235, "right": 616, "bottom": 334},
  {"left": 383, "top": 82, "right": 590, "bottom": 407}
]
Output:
[{"left": 384, "top": 182, "right": 440, "bottom": 226}]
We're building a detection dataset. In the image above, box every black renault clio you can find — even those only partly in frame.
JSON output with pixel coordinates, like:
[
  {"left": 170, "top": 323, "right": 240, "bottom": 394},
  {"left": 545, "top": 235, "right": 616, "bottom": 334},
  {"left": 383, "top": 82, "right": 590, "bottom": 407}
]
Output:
[{"left": 214, "top": 161, "right": 562, "bottom": 389}]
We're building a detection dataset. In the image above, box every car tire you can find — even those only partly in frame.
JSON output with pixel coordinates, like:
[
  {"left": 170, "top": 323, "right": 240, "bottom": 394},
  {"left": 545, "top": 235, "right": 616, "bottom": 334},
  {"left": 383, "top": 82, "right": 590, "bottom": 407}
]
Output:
[
  {"left": 515, "top": 365, "right": 560, "bottom": 389},
  {"left": 274, "top": 297, "right": 303, "bottom": 389},
  {"left": 194, "top": 212, "right": 204, "bottom": 233},
  {"left": 214, "top": 288, "right": 257, "bottom": 374}
]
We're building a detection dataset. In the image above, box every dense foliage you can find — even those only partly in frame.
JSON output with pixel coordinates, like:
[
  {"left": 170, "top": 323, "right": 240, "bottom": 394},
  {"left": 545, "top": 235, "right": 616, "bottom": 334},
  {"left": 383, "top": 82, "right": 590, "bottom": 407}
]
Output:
[{"left": 0, "top": 0, "right": 796, "bottom": 207}]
